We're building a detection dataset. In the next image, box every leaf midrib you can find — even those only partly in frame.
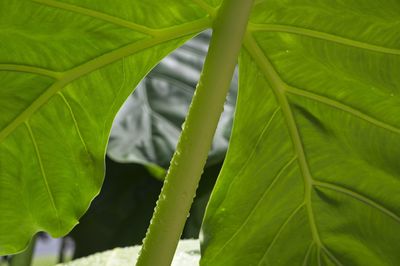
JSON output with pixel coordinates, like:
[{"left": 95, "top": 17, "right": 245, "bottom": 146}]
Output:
[
  {"left": 244, "top": 32, "right": 341, "bottom": 263},
  {"left": 244, "top": 32, "right": 322, "bottom": 242},
  {"left": 0, "top": 18, "right": 211, "bottom": 143}
]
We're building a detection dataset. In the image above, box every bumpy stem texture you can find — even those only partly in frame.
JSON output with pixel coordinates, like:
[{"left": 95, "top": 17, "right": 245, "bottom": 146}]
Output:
[{"left": 136, "top": 1, "right": 254, "bottom": 265}]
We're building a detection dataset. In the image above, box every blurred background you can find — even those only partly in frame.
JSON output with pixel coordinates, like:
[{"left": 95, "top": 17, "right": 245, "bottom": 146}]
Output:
[{"left": 1, "top": 31, "right": 238, "bottom": 266}]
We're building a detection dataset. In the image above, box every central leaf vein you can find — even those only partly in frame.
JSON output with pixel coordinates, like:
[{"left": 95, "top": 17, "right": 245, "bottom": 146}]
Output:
[{"left": 244, "top": 32, "right": 323, "bottom": 247}]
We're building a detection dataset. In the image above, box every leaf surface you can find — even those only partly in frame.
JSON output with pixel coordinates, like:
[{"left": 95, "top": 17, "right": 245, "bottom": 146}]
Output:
[
  {"left": 201, "top": 1, "right": 400, "bottom": 265},
  {"left": 0, "top": 0, "right": 210, "bottom": 254}
]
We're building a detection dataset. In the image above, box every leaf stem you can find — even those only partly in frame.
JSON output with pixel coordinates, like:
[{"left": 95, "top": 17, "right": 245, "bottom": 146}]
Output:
[{"left": 135, "top": 1, "right": 254, "bottom": 265}]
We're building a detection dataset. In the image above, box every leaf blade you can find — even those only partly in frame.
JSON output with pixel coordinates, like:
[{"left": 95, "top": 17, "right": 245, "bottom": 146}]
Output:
[
  {"left": 0, "top": 0, "right": 210, "bottom": 254},
  {"left": 201, "top": 1, "right": 400, "bottom": 265}
]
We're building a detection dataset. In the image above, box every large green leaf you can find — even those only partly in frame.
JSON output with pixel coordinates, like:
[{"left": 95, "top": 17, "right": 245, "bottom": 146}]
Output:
[
  {"left": 0, "top": 0, "right": 211, "bottom": 254},
  {"left": 201, "top": 0, "right": 400, "bottom": 265}
]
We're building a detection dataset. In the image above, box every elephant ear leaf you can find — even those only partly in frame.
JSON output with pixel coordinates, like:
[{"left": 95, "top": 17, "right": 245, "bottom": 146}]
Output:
[
  {"left": 0, "top": 0, "right": 210, "bottom": 254},
  {"left": 201, "top": 0, "right": 400, "bottom": 265}
]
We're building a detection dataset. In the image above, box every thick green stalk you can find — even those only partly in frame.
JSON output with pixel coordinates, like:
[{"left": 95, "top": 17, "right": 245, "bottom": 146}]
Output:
[{"left": 136, "top": 1, "right": 254, "bottom": 265}]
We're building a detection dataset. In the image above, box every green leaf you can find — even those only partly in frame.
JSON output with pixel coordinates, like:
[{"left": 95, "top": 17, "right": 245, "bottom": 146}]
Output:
[
  {"left": 0, "top": 0, "right": 210, "bottom": 255},
  {"left": 201, "top": 0, "right": 400, "bottom": 265},
  {"left": 107, "top": 31, "right": 236, "bottom": 171}
]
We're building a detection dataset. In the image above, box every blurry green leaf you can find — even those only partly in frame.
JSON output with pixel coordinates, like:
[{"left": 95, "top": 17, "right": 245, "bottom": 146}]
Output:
[
  {"left": 144, "top": 164, "right": 167, "bottom": 180},
  {"left": 201, "top": 0, "right": 400, "bottom": 265},
  {"left": 0, "top": 0, "right": 210, "bottom": 254},
  {"left": 107, "top": 31, "right": 237, "bottom": 169}
]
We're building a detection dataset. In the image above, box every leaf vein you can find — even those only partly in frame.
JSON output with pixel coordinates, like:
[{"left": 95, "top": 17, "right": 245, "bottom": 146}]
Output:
[
  {"left": 249, "top": 23, "right": 400, "bottom": 56},
  {"left": 313, "top": 181, "right": 400, "bottom": 223},
  {"left": 244, "top": 32, "right": 323, "bottom": 247},
  {"left": 257, "top": 203, "right": 305, "bottom": 265},
  {"left": 58, "top": 92, "right": 89, "bottom": 156},
  {"left": 286, "top": 86, "right": 400, "bottom": 135},
  {"left": 0, "top": 64, "right": 61, "bottom": 79},
  {"left": 209, "top": 106, "right": 281, "bottom": 217},
  {"left": 317, "top": 248, "right": 322, "bottom": 266},
  {"left": 138, "top": 75, "right": 183, "bottom": 134},
  {"left": 192, "top": 0, "right": 217, "bottom": 17},
  {"left": 208, "top": 155, "right": 297, "bottom": 263},
  {"left": 0, "top": 18, "right": 210, "bottom": 144},
  {"left": 25, "top": 121, "right": 61, "bottom": 232},
  {"left": 321, "top": 246, "right": 344, "bottom": 266},
  {"left": 302, "top": 242, "right": 314, "bottom": 266},
  {"left": 31, "top": 0, "right": 156, "bottom": 36}
]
